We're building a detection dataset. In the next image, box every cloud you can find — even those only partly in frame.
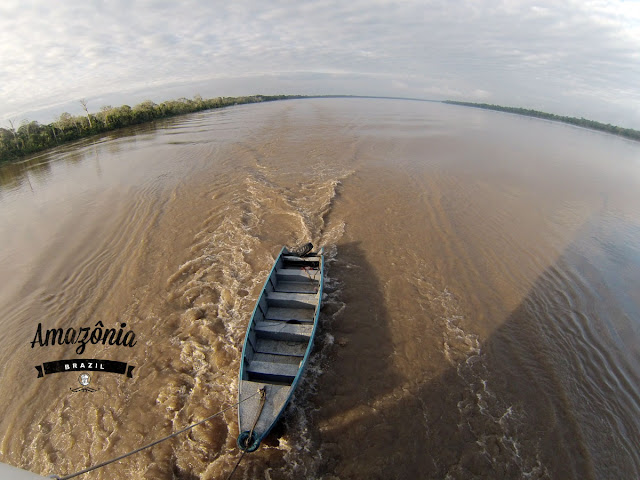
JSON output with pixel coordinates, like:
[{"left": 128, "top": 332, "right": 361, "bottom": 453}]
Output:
[{"left": 1, "top": 0, "right": 639, "bottom": 127}]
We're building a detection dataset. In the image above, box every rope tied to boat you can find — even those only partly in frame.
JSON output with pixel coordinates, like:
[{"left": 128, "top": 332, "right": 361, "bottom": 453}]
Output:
[
  {"left": 48, "top": 390, "right": 261, "bottom": 480},
  {"left": 226, "top": 386, "right": 268, "bottom": 480},
  {"left": 301, "top": 265, "right": 319, "bottom": 281},
  {"left": 301, "top": 266, "right": 320, "bottom": 294},
  {"left": 247, "top": 387, "right": 267, "bottom": 447}
]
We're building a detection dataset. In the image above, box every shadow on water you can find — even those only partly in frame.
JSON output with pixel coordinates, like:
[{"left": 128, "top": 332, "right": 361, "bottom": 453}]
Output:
[
  {"left": 321, "top": 241, "right": 401, "bottom": 394},
  {"left": 308, "top": 241, "right": 404, "bottom": 476},
  {"left": 310, "top": 226, "right": 640, "bottom": 479}
]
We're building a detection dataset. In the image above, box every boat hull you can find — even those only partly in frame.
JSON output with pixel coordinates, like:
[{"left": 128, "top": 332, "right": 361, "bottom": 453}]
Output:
[{"left": 237, "top": 246, "right": 324, "bottom": 451}]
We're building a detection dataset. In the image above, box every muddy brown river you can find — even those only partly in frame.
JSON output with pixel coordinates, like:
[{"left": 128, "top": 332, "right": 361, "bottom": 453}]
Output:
[{"left": 0, "top": 98, "right": 639, "bottom": 479}]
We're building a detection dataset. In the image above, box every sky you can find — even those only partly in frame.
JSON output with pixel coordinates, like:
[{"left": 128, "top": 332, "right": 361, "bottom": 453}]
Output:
[{"left": 1, "top": 0, "right": 639, "bottom": 128}]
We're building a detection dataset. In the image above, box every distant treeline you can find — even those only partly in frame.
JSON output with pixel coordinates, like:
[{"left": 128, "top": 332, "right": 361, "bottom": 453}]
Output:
[
  {"left": 443, "top": 100, "right": 640, "bottom": 142},
  {"left": 0, "top": 94, "right": 304, "bottom": 163}
]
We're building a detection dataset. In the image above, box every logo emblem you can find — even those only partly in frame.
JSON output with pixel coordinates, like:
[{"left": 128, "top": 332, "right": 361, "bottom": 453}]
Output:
[
  {"left": 79, "top": 373, "right": 91, "bottom": 386},
  {"left": 71, "top": 373, "right": 98, "bottom": 393}
]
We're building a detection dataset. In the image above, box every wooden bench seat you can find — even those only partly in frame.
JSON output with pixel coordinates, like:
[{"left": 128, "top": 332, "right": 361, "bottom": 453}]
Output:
[
  {"left": 266, "top": 307, "right": 315, "bottom": 322},
  {"left": 266, "top": 292, "right": 317, "bottom": 309},
  {"left": 246, "top": 359, "right": 300, "bottom": 383},
  {"left": 255, "top": 321, "right": 313, "bottom": 341}
]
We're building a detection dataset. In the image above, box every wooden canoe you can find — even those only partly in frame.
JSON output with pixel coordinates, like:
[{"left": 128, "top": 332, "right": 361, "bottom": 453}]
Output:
[{"left": 237, "top": 246, "right": 324, "bottom": 451}]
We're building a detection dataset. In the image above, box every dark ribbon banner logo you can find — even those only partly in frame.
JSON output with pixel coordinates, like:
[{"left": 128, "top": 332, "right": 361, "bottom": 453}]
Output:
[{"left": 35, "top": 359, "right": 135, "bottom": 378}]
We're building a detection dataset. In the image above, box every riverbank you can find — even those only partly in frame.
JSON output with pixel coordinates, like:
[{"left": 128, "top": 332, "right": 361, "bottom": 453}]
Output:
[
  {"left": 0, "top": 95, "right": 305, "bottom": 164},
  {"left": 5, "top": 95, "right": 639, "bottom": 164},
  {"left": 444, "top": 100, "right": 640, "bottom": 142}
]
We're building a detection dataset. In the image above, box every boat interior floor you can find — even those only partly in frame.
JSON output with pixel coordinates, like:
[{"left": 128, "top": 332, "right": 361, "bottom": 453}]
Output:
[{"left": 245, "top": 253, "right": 321, "bottom": 385}]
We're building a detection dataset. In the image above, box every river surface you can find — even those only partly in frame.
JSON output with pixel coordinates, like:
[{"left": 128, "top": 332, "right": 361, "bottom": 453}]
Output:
[{"left": 0, "top": 98, "right": 639, "bottom": 479}]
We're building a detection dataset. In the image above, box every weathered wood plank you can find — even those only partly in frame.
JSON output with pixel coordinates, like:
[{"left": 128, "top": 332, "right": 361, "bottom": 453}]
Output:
[
  {"left": 282, "top": 255, "right": 321, "bottom": 262},
  {"left": 252, "top": 352, "right": 301, "bottom": 365},
  {"left": 266, "top": 292, "right": 317, "bottom": 309},
  {"left": 247, "top": 360, "right": 299, "bottom": 380},
  {"left": 276, "top": 269, "right": 320, "bottom": 283},
  {"left": 255, "top": 338, "right": 308, "bottom": 357},
  {"left": 276, "top": 281, "right": 318, "bottom": 293},
  {"left": 266, "top": 307, "right": 315, "bottom": 322},
  {"left": 255, "top": 321, "right": 313, "bottom": 341},
  {"left": 238, "top": 381, "right": 292, "bottom": 432}
]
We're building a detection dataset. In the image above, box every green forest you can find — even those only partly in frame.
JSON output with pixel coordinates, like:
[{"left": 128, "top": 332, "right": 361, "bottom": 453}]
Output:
[
  {"left": 0, "top": 94, "right": 304, "bottom": 163},
  {"left": 443, "top": 100, "right": 640, "bottom": 142}
]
